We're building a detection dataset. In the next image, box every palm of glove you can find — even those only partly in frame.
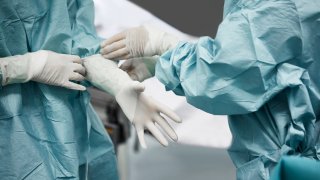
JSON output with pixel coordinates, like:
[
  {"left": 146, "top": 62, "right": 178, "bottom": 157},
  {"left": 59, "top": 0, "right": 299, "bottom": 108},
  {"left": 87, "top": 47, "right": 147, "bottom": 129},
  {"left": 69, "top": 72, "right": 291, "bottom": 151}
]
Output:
[
  {"left": 116, "top": 82, "right": 181, "bottom": 148},
  {"left": 100, "top": 25, "right": 179, "bottom": 60},
  {"left": 32, "top": 51, "right": 86, "bottom": 91},
  {"left": 83, "top": 55, "right": 181, "bottom": 148},
  {"left": 99, "top": 26, "right": 149, "bottom": 60}
]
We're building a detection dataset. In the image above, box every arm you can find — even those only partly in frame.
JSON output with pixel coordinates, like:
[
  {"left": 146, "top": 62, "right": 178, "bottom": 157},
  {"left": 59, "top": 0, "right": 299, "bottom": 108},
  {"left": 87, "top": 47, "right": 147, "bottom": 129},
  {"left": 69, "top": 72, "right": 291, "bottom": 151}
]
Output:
[
  {"left": 156, "top": 1, "right": 304, "bottom": 115},
  {"left": 98, "top": 1, "right": 304, "bottom": 115},
  {"left": 0, "top": 50, "right": 86, "bottom": 90},
  {"left": 83, "top": 55, "right": 181, "bottom": 148}
]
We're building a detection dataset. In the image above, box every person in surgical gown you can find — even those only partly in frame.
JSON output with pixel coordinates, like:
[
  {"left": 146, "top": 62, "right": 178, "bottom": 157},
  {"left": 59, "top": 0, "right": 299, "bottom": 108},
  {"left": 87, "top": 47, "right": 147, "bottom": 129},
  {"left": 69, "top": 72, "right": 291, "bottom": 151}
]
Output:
[
  {"left": 100, "top": 0, "right": 320, "bottom": 179},
  {"left": 0, "top": 0, "right": 118, "bottom": 179}
]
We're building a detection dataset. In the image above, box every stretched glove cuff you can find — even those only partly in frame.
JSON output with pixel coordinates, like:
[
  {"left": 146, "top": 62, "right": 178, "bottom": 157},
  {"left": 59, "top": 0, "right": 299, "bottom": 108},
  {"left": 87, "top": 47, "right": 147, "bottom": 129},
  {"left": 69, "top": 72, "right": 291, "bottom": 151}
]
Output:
[
  {"left": 144, "top": 25, "right": 179, "bottom": 56},
  {"left": 0, "top": 53, "right": 33, "bottom": 85}
]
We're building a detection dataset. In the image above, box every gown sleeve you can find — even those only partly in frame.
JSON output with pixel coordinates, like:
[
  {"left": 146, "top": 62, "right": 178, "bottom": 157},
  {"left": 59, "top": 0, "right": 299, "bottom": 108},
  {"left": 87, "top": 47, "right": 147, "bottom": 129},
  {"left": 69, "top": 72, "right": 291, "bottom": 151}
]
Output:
[
  {"left": 155, "top": 0, "right": 304, "bottom": 115},
  {"left": 67, "top": 0, "right": 103, "bottom": 57}
]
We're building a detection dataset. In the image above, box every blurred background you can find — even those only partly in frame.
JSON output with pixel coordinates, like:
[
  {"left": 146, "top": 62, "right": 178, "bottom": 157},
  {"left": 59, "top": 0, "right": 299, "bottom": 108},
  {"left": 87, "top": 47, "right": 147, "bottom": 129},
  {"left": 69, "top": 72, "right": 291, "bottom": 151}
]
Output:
[{"left": 90, "top": 0, "right": 236, "bottom": 179}]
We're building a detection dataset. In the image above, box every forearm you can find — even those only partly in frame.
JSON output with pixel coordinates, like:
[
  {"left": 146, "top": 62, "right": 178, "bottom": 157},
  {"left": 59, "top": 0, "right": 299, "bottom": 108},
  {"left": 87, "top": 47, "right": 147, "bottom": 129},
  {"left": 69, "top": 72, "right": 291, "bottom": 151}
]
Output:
[
  {"left": 0, "top": 55, "right": 30, "bottom": 85},
  {"left": 156, "top": 0, "right": 303, "bottom": 115},
  {"left": 0, "top": 52, "right": 46, "bottom": 86},
  {"left": 83, "top": 54, "right": 132, "bottom": 96}
]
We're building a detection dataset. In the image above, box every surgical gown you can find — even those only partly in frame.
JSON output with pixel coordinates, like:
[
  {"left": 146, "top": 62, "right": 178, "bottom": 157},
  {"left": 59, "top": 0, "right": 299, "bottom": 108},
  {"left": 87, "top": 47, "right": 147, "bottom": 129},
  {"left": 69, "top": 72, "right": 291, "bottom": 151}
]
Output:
[
  {"left": 156, "top": 0, "right": 320, "bottom": 179},
  {"left": 0, "top": 0, "right": 118, "bottom": 179},
  {"left": 270, "top": 156, "right": 320, "bottom": 180}
]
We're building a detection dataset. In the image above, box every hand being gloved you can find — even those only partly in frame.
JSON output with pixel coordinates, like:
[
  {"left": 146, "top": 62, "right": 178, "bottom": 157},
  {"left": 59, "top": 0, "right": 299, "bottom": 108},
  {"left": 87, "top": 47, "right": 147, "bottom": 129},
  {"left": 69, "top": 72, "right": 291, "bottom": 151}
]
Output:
[
  {"left": 100, "top": 25, "right": 179, "bottom": 60},
  {"left": 120, "top": 57, "right": 158, "bottom": 82},
  {"left": 0, "top": 50, "right": 86, "bottom": 90},
  {"left": 84, "top": 55, "right": 181, "bottom": 148}
]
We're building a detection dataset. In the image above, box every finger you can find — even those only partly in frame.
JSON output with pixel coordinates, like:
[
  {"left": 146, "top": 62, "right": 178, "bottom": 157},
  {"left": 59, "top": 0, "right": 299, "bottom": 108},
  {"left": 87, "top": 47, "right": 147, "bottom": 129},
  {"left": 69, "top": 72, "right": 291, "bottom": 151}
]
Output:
[
  {"left": 69, "top": 56, "right": 82, "bottom": 64},
  {"left": 128, "top": 72, "right": 139, "bottom": 81},
  {"left": 102, "top": 48, "right": 130, "bottom": 60},
  {"left": 113, "top": 53, "right": 132, "bottom": 61},
  {"left": 146, "top": 122, "right": 168, "bottom": 147},
  {"left": 72, "top": 63, "right": 86, "bottom": 75},
  {"left": 119, "top": 61, "right": 139, "bottom": 80},
  {"left": 59, "top": 54, "right": 81, "bottom": 63},
  {"left": 119, "top": 60, "right": 134, "bottom": 71},
  {"left": 131, "top": 81, "right": 145, "bottom": 92},
  {"left": 154, "top": 115, "right": 178, "bottom": 141},
  {"left": 65, "top": 82, "right": 86, "bottom": 91},
  {"left": 136, "top": 125, "right": 147, "bottom": 149},
  {"left": 101, "top": 32, "right": 126, "bottom": 47},
  {"left": 156, "top": 103, "right": 182, "bottom": 123},
  {"left": 102, "top": 55, "right": 119, "bottom": 61},
  {"left": 100, "top": 39, "right": 126, "bottom": 55},
  {"left": 69, "top": 73, "right": 85, "bottom": 81}
]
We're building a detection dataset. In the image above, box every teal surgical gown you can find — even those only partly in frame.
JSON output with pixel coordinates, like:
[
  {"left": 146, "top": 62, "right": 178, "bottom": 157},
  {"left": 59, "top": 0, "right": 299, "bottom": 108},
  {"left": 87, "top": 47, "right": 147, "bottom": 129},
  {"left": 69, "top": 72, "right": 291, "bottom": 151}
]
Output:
[
  {"left": 0, "top": 0, "right": 118, "bottom": 179},
  {"left": 271, "top": 156, "right": 320, "bottom": 180},
  {"left": 156, "top": 0, "right": 320, "bottom": 179}
]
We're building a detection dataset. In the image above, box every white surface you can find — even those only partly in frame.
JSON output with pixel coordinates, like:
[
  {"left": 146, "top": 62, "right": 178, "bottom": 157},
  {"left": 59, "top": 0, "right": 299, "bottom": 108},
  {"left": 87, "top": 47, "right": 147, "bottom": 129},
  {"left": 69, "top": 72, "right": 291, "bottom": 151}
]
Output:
[{"left": 93, "top": 0, "right": 232, "bottom": 148}]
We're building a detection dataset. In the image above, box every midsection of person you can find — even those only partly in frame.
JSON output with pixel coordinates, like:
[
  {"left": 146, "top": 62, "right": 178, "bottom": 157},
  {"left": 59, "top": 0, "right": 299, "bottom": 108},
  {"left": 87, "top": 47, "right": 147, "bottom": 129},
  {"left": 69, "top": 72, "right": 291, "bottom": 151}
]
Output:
[
  {"left": 228, "top": 87, "right": 320, "bottom": 178},
  {"left": 218, "top": 0, "right": 320, "bottom": 178},
  {"left": 0, "top": 0, "right": 117, "bottom": 179},
  {"left": 98, "top": 0, "right": 320, "bottom": 179}
]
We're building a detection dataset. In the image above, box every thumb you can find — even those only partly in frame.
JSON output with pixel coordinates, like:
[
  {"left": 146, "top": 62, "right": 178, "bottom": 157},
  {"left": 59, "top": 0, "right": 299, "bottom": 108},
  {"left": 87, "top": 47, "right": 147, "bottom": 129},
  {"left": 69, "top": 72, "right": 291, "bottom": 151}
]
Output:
[
  {"left": 131, "top": 81, "right": 145, "bottom": 92},
  {"left": 65, "top": 82, "right": 86, "bottom": 91},
  {"left": 136, "top": 125, "right": 147, "bottom": 149},
  {"left": 120, "top": 60, "right": 133, "bottom": 71}
]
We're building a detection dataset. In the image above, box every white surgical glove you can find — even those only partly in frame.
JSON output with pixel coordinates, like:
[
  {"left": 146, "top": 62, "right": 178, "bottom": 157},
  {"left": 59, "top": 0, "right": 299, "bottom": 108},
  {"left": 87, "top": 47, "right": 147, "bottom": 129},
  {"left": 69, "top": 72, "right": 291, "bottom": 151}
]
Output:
[
  {"left": 0, "top": 50, "right": 86, "bottom": 90},
  {"left": 84, "top": 55, "right": 181, "bottom": 148},
  {"left": 120, "top": 57, "right": 157, "bottom": 82},
  {"left": 100, "top": 25, "right": 179, "bottom": 60}
]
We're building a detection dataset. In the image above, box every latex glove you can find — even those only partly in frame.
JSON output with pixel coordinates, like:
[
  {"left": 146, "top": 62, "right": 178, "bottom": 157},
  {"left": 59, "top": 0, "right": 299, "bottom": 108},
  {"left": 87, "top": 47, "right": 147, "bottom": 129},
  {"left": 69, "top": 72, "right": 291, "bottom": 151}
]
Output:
[
  {"left": 84, "top": 55, "right": 181, "bottom": 148},
  {"left": 100, "top": 25, "right": 179, "bottom": 60},
  {"left": 0, "top": 50, "right": 86, "bottom": 90},
  {"left": 120, "top": 57, "right": 157, "bottom": 82}
]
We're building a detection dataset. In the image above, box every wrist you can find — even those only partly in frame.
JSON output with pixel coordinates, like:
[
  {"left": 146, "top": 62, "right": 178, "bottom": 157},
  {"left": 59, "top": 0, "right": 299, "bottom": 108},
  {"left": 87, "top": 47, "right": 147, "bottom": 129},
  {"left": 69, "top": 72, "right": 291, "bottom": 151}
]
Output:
[
  {"left": 160, "top": 33, "right": 179, "bottom": 54},
  {"left": 99, "top": 65, "right": 134, "bottom": 96},
  {"left": 144, "top": 25, "right": 179, "bottom": 55},
  {"left": 29, "top": 50, "right": 48, "bottom": 80},
  {"left": 114, "top": 80, "right": 143, "bottom": 122},
  {"left": 84, "top": 55, "right": 134, "bottom": 96}
]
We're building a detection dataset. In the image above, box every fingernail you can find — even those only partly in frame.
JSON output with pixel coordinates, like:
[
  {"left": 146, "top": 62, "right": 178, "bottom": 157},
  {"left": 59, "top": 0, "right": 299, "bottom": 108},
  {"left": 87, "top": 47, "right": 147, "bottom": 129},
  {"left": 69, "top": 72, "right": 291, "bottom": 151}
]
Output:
[
  {"left": 163, "top": 141, "right": 169, "bottom": 147},
  {"left": 173, "top": 134, "right": 178, "bottom": 141}
]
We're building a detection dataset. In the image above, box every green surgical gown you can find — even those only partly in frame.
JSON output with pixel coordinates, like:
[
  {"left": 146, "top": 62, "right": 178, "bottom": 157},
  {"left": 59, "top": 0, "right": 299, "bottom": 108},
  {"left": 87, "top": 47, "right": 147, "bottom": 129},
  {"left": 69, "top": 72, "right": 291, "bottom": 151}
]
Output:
[
  {"left": 0, "top": 0, "right": 118, "bottom": 179},
  {"left": 156, "top": 0, "right": 320, "bottom": 179}
]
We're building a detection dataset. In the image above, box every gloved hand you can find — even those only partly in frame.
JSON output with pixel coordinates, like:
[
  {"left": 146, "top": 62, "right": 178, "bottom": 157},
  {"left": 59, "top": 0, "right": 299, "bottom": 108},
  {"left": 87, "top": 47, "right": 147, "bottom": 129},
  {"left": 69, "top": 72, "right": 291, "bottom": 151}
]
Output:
[
  {"left": 120, "top": 57, "right": 157, "bottom": 82},
  {"left": 100, "top": 25, "right": 179, "bottom": 60},
  {"left": 0, "top": 50, "right": 86, "bottom": 90},
  {"left": 84, "top": 55, "right": 181, "bottom": 148}
]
